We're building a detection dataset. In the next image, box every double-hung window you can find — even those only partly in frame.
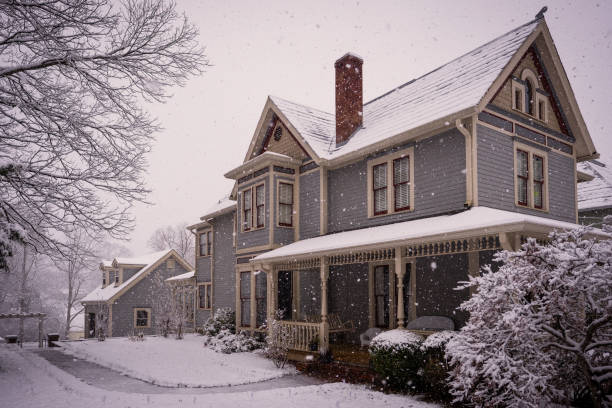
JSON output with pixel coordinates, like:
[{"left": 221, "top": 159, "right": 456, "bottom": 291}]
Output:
[
  {"left": 278, "top": 182, "right": 293, "bottom": 227},
  {"left": 255, "top": 184, "right": 265, "bottom": 228},
  {"left": 199, "top": 230, "right": 211, "bottom": 257},
  {"left": 133, "top": 308, "right": 151, "bottom": 328},
  {"left": 198, "top": 283, "right": 211, "bottom": 310},
  {"left": 368, "top": 147, "right": 414, "bottom": 217},
  {"left": 515, "top": 143, "right": 547, "bottom": 210},
  {"left": 373, "top": 163, "right": 388, "bottom": 215},
  {"left": 393, "top": 157, "right": 410, "bottom": 211},
  {"left": 242, "top": 188, "right": 252, "bottom": 231}
]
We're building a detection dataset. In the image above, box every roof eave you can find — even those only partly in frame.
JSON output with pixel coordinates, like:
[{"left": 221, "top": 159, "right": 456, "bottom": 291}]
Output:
[
  {"left": 199, "top": 205, "right": 235, "bottom": 222},
  {"left": 224, "top": 151, "right": 301, "bottom": 180},
  {"left": 323, "top": 107, "right": 477, "bottom": 169}
]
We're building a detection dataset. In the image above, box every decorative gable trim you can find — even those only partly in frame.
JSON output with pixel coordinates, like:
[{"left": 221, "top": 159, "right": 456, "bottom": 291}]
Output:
[
  {"left": 478, "top": 20, "right": 597, "bottom": 161},
  {"left": 243, "top": 97, "right": 322, "bottom": 166}
]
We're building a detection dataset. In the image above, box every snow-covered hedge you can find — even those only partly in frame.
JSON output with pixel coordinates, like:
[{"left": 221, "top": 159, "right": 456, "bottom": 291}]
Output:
[
  {"left": 369, "top": 329, "right": 424, "bottom": 392},
  {"left": 201, "top": 308, "right": 235, "bottom": 337},
  {"left": 202, "top": 329, "right": 264, "bottom": 354},
  {"left": 420, "top": 331, "right": 455, "bottom": 401},
  {"left": 200, "top": 308, "right": 264, "bottom": 353}
]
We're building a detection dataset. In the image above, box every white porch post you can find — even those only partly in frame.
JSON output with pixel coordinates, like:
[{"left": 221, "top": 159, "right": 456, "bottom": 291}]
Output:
[
  {"left": 250, "top": 267, "right": 256, "bottom": 331},
  {"left": 395, "top": 247, "right": 406, "bottom": 328},
  {"left": 319, "top": 256, "right": 330, "bottom": 355}
]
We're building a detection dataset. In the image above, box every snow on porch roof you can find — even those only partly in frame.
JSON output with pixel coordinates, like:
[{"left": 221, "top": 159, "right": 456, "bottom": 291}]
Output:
[
  {"left": 253, "top": 207, "right": 581, "bottom": 262},
  {"left": 270, "top": 19, "right": 539, "bottom": 161},
  {"left": 578, "top": 159, "right": 612, "bottom": 212}
]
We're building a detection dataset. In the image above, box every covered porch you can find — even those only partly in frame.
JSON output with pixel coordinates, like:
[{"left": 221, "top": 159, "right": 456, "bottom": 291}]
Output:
[{"left": 238, "top": 207, "right": 580, "bottom": 354}]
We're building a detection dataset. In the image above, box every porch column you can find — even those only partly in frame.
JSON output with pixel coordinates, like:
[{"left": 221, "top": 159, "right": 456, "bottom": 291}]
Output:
[
  {"left": 250, "top": 268, "right": 256, "bottom": 331},
  {"left": 319, "top": 256, "right": 330, "bottom": 355},
  {"left": 395, "top": 247, "right": 406, "bottom": 328},
  {"left": 266, "top": 268, "right": 274, "bottom": 324}
]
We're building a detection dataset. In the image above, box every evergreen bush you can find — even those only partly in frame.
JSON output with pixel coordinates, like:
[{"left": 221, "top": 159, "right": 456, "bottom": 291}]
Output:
[{"left": 369, "top": 329, "right": 424, "bottom": 392}]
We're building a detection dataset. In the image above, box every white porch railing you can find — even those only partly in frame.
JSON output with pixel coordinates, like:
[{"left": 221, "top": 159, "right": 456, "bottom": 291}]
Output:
[{"left": 277, "top": 321, "right": 320, "bottom": 352}]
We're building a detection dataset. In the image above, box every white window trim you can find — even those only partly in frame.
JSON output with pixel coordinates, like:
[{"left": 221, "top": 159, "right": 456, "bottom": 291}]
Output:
[
  {"left": 276, "top": 179, "right": 295, "bottom": 228},
  {"left": 367, "top": 147, "right": 415, "bottom": 218},
  {"left": 133, "top": 307, "right": 151, "bottom": 329},
  {"left": 513, "top": 142, "right": 549, "bottom": 212},
  {"left": 197, "top": 282, "right": 212, "bottom": 310},
  {"left": 512, "top": 69, "right": 548, "bottom": 124}
]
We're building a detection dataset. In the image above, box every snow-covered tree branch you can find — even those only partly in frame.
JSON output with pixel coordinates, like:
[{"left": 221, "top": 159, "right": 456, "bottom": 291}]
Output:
[
  {"left": 446, "top": 226, "right": 612, "bottom": 407},
  {"left": 0, "top": 0, "right": 208, "bottom": 262}
]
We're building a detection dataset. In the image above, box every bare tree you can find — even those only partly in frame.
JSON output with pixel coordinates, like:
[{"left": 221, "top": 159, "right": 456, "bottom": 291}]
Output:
[
  {"left": 0, "top": 0, "right": 208, "bottom": 263},
  {"left": 50, "top": 230, "right": 97, "bottom": 339},
  {"left": 148, "top": 223, "right": 195, "bottom": 264},
  {"left": 1, "top": 242, "right": 40, "bottom": 342}
]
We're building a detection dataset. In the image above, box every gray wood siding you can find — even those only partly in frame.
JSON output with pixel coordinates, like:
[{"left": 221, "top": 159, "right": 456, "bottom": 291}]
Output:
[
  {"left": 111, "top": 259, "right": 190, "bottom": 337},
  {"left": 327, "top": 129, "right": 466, "bottom": 233},
  {"left": 211, "top": 212, "right": 236, "bottom": 312},
  {"left": 299, "top": 170, "right": 321, "bottom": 239},
  {"left": 477, "top": 124, "right": 576, "bottom": 223}
]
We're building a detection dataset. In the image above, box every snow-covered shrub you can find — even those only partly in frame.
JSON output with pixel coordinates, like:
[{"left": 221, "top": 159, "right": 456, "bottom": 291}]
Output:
[
  {"left": 202, "top": 329, "right": 263, "bottom": 354},
  {"left": 369, "top": 329, "right": 424, "bottom": 392},
  {"left": 446, "top": 227, "right": 612, "bottom": 408},
  {"left": 419, "top": 331, "right": 455, "bottom": 401},
  {"left": 202, "top": 308, "right": 235, "bottom": 337},
  {"left": 265, "top": 312, "right": 293, "bottom": 369}
]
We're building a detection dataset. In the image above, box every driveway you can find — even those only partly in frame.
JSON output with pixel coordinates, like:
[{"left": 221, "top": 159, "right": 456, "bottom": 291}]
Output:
[{"left": 34, "top": 349, "right": 324, "bottom": 394}]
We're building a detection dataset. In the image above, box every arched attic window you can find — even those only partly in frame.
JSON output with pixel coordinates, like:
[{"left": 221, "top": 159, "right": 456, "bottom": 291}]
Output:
[{"left": 521, "top": 69, "right": 538, "bottom": 117}]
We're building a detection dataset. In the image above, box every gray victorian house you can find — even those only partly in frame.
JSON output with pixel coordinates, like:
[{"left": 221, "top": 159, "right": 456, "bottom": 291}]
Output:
[
  {"left": 81, "top": 249, "right": 193, "bottom": 338},
  {"left": 187, "top": 14, "right": 598, "bottom": 354}
]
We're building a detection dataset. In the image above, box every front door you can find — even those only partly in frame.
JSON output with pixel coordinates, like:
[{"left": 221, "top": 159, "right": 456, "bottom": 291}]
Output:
[{"left": 277, "top": 271, "right": 293, "bottom": 320}]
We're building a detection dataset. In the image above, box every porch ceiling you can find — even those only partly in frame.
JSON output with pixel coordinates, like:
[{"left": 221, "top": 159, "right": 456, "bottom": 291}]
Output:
[{"left": 252, "top": 207, "right": 593, "bottom": 264}]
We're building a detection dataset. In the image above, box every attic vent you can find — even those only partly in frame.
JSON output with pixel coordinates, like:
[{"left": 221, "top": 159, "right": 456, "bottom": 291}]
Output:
[{"left": 273, "top": 126, "right": 283, "bottom": 141}]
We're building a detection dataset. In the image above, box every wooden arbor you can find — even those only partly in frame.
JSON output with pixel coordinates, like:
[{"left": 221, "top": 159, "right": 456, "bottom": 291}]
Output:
[{"left": 0, "top": 312, "right": 46, "bottom": 347}]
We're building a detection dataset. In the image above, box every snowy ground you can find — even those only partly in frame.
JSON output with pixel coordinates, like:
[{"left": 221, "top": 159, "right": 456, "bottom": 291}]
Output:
[
  {"left": 61, "top": 334, "right": 293, "bottom": 387},
  {"left": 0, "top": 344, "right": 439, "bottom": 408}
]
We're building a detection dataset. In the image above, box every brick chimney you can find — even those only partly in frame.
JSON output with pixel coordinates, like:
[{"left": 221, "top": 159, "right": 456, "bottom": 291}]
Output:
[{"left": 335, "top": 53, "right": 363, "bottom": 146}]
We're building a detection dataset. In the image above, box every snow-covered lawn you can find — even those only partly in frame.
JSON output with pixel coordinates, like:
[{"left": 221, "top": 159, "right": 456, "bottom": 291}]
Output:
[
  {"left": 0, "top": 345, "right": 439, "bottom": 408},
  {"left": 61, "top": 334, "right": 291, "bottom": 387}
]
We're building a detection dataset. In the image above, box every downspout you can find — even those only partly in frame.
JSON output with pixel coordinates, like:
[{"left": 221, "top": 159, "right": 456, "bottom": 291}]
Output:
[{"left": 456, "top": 116, "right": 478, "bottom": 207}]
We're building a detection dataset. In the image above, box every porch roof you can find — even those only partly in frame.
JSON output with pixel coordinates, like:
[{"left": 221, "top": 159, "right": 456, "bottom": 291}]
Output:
[{"left": 253, "top": 207, "right": 591, "bottom": 263}]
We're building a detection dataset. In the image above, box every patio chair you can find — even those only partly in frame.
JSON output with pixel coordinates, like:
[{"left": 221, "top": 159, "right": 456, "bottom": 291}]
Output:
[{"left": 360, "top": 327, "right": 382, "bottom": 347}]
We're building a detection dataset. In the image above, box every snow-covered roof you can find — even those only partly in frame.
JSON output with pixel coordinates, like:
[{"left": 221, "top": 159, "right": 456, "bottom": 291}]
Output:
[
  {"left": 165, "top": 270, "right": 195, "bottom": 282},
  {"left": 578, "top": 160, "right": 612, "bottom": 211},
  {"left": 270, "top": 19, "right": 540, "bottom": 161},
  {"left": 101, "top": 260, "right": 113, "bottom": 268},
  {"left": 253, "top": 207, "right": 584, "bottom": 262},
  {"left": 82, "top": 249, "right": 191, "bottom": 303},
  {"left": 200, "top": 195, "right": 236, "bottom": 220}
]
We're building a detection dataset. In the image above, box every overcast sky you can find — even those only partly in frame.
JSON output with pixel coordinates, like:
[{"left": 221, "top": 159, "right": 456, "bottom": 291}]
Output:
[{"left": 125, "top": 0, "right": 612, "bottom": 256}]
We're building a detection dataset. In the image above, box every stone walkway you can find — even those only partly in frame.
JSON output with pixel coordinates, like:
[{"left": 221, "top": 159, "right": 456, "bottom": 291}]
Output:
[{"left": 34, "top": 349, "right": 324, "bottom": 394}]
